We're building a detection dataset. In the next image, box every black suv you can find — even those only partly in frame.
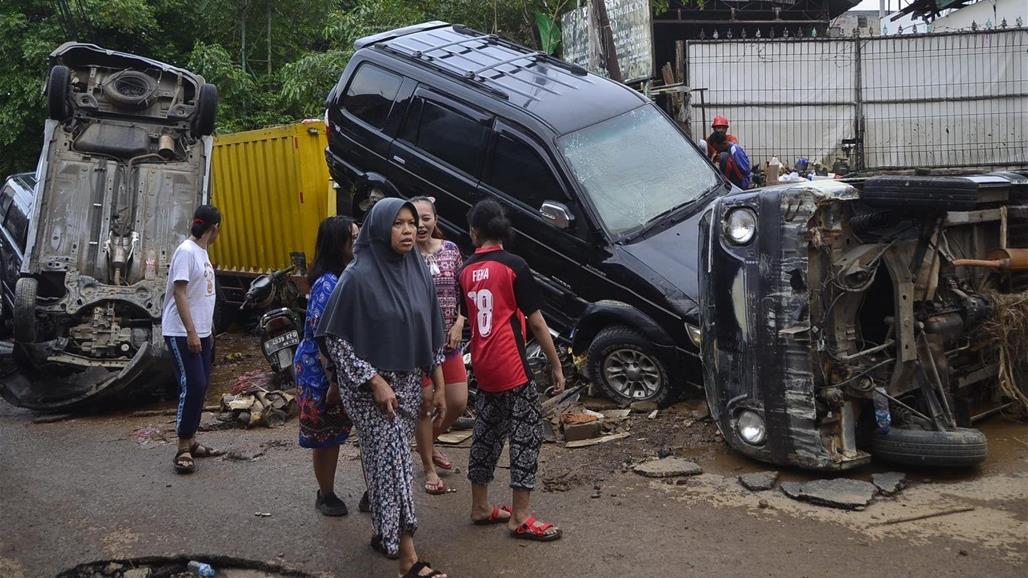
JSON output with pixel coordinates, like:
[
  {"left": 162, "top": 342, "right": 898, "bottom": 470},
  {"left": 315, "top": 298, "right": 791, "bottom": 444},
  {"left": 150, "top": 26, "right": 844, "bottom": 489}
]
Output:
[
  {"left": 0, "top": 172, "right": 35, "bottom": 332},
  {"left": 325, "top": 22, "right": 729, "bottom": 404}
]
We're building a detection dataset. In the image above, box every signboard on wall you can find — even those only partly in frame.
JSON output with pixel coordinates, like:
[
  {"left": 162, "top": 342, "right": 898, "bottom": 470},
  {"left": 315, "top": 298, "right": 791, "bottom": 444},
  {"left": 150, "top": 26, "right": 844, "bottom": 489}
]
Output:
[{"left": 561, "top": 0, "right": 654, "bottom": 84}]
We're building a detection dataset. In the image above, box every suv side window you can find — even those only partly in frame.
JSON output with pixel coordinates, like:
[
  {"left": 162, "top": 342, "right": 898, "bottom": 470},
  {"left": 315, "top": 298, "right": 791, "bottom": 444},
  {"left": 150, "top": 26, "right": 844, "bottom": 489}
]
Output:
[
  {"left": 3, "top": 204, "right": 27, "bottom": 249},
  {"left": 485, "top": 132, "right": 566, "bottom": 210},
  {"left": 0, "top": 183, "right": 13, "bottom": 218},
  {"left": 342, "top": 63, "right": 403, "bottom": 128},
  {"left": 413, "top": 100, "right": 487, "bottom": 177}
]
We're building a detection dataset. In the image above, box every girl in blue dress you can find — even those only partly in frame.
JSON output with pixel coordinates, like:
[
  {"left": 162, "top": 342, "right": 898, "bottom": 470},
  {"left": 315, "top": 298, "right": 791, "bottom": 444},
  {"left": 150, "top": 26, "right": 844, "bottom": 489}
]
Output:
[{"left": 293, "top": 215, "right": 358, "bottom": 516}]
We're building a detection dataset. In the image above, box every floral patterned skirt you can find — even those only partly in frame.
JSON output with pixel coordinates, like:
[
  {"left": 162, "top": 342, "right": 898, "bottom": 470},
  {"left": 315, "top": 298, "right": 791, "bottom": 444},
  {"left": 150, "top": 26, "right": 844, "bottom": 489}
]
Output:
[{"left": 297, "top": 386, "right": 353, "bottom": 449}]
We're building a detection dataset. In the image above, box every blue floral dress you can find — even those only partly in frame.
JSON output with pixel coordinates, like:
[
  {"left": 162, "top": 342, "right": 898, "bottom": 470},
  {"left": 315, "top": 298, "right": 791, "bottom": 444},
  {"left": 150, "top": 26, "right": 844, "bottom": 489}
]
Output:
[{"left": 294, "top": 273, "right": 352, "bottom": 448}]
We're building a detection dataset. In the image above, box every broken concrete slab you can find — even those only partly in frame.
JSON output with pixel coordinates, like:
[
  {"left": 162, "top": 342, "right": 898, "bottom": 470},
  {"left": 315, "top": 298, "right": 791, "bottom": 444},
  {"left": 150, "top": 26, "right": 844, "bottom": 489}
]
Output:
[
  {"left": 738, "top": 471, "right": 780, "bottom": 491},
  {"left": 780, "top": 481, "right": 804, "bottom": 500},
  {"left": 122, "top": 568, "right": 152, "bottom": 578},
  {"left": 629, "top": 401, "right": 659, "bottom": 413},
  {"left": 780, "top": 479, "right": 879, "bottom": 510},
  {"left": 563, "top": 421, "right": 602, "bottom": 442},
  {"left": 872, "top": 472, "right": 908, "bottom": 496},
  {"left": 633, "top": 457, "right": 703, "bottom": 478}
]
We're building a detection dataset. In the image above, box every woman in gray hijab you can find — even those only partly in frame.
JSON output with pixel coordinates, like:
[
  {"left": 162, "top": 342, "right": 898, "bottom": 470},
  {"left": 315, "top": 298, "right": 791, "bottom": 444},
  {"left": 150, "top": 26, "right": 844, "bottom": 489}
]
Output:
[{"left": 317, "top": 198, "right": 448, "bottom": 578}]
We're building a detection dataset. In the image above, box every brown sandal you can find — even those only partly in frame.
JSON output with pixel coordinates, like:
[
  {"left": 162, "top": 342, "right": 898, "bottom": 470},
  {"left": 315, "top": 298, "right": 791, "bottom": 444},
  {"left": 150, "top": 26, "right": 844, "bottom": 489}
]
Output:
[{"left": 174, "top": 449, "right": 195, "bottom": 474}]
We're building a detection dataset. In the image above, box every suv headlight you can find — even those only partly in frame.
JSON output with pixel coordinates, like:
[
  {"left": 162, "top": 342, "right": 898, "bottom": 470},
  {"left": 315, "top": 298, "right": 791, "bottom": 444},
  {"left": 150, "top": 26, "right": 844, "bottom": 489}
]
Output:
[
  {"left": 736, "top": 410, "right": 766, "bottom": 445},
  {"left": 723, "top": 207, "right": 757, "bottom": 245}
]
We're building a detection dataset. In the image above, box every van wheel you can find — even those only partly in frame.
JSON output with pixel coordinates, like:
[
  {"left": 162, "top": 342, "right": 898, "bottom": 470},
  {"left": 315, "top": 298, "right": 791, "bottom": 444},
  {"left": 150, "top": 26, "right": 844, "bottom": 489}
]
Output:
[
  {"left": 191, "top": 83, "right": 218, "bottom": 136},
  {"left": 13, "top": 278, "right": 38, "bottom": 343},
  {"left": 872, "top": 427, "right": 987, "bottom": 467},
  {"left": 47, "top": 65, "right": 71, "bottom": 121},
  {"left": 587, "top": 326, "right": 671, "bottom": 405}
]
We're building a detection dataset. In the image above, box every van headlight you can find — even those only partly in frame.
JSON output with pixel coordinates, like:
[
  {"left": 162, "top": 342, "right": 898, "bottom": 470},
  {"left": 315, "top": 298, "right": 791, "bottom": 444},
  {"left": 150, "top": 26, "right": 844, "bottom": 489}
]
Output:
[
  {"left": 685, "top": 323, "right": 702, "bottom": 348},
  {"left": 723, "top": 207, "right": 757, "bottom": 245},
  {"left": 736, "top": 410, "right": 766, "bottom": 445}
]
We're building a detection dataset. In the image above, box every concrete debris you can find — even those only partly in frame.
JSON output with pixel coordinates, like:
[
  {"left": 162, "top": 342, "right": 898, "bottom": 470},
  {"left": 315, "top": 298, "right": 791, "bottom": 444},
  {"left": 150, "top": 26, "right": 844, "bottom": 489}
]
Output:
[
  {"left": 738, "top": 471, "right": 780, "bottom": 492},
  {"left": 872, "top": 472, "right": 908, "bottom": 496},
  {"left": 122, "top": 569, "right": 151, "bottom": 578},
  {"left": 219, "top": 391, "right": 297, "bottom": 428},
  {"left": 647, "top": 409, "right": 659, "bottom": 419},
  {"left": 103, "top": 562, "right": 124, "bottom": 575},
  {"left": 780, "top": 479, "right": 879, "bottom": 510},
  {"left": 600, "top": 409, "right": 632, "bottom": 422},
  {"left": 758, "top": 499, "right": 771, "bottom": 509},
  {"left": 629, "top": 401, "right": 659, "bottom": 413},
  {"left": 563, "top": 420, "right": 602, "bottom": 442},
  {"left": 633, "top": 457, "right": 703, "bottom": 478}
]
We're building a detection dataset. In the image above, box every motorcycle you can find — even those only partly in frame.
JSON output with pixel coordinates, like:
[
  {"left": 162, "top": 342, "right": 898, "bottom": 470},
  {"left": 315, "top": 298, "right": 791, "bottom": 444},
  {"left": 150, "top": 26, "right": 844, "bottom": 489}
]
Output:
[{"left": 240, "top": 267, "right": 302, "bottom": 384}]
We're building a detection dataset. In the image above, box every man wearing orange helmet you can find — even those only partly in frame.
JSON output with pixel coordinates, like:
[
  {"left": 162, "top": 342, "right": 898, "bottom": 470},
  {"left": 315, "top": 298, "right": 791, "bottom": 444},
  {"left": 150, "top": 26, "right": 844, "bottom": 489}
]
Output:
[{"left": 706, "top": 115, "right": 738, "bottom": 162}]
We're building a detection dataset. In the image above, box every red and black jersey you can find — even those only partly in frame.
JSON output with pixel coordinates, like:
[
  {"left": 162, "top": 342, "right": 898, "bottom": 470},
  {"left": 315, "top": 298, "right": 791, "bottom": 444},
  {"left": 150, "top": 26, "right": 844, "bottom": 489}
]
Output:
[{"left": 459, "top": 245, "right": 543, "bottom": 393}]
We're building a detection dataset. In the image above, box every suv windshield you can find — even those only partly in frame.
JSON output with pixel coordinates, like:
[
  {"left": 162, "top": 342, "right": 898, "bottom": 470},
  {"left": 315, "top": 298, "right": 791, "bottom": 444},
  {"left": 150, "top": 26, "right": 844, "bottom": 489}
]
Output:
[{"left": 558, "top": 105, "right": 719, "bottom": 236}]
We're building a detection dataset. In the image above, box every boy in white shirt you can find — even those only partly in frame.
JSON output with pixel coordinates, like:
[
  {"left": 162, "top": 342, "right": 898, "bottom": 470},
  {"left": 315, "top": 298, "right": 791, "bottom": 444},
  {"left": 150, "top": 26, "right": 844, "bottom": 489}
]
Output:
[{"left": 162, "top": 205, "right": 223, "bottom": 474}]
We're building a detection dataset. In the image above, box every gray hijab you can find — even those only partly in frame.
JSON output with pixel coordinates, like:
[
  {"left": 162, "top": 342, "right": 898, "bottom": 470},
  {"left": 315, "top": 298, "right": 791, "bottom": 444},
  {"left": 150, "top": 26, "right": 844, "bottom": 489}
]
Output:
[{"left": 315, "top": 198, "right": 444, "bottom": 371}]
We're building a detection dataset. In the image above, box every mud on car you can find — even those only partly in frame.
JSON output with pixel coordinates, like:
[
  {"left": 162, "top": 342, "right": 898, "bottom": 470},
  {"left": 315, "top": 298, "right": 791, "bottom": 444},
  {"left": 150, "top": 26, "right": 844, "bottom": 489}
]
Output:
[
  {"left": 1, "top": 43, "right": 217, "bottom": 410},
  {"left": 700, "top": 174, "right": 1028, "bottom": 470}
]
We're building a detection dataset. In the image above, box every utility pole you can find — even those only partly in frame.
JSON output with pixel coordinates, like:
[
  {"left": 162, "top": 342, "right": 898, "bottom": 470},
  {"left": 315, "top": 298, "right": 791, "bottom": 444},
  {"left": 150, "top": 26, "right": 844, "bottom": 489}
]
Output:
[{"left": 240, "top": 0, "right": 249, "bottom": 73}]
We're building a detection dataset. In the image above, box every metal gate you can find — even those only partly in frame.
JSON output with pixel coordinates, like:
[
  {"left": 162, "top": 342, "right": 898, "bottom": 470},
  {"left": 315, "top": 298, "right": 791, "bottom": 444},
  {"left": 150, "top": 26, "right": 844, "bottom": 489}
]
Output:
[{"left": 686, "top": 29, "right": 1028, "bottom": 172}]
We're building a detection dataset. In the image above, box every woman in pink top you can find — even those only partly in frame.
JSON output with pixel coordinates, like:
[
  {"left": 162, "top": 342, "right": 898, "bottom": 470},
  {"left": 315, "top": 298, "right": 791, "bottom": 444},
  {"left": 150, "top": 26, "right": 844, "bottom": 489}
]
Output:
[{"left": 411, "top": 197, "right": 468, "bottom": 495}]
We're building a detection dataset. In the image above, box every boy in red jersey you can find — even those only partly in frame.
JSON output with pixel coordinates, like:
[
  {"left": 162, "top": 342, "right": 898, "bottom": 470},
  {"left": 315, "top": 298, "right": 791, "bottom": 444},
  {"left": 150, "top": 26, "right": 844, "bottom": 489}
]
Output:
[{"left": 460, "top": 199, "right": 565, "bottom": 542}]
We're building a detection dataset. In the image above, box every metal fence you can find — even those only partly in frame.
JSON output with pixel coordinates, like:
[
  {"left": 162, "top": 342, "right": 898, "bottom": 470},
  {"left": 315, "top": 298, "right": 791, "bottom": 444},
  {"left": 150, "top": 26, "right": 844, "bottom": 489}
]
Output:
[{"left": 685, "top": 29, "right": 1028, "bottom": 172}]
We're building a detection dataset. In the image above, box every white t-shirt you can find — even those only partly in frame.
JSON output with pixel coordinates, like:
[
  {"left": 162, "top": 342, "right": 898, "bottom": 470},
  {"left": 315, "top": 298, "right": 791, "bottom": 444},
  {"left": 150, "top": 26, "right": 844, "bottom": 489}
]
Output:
[{"left": 161, "top": 239, "right": 216, "bottom": 338}]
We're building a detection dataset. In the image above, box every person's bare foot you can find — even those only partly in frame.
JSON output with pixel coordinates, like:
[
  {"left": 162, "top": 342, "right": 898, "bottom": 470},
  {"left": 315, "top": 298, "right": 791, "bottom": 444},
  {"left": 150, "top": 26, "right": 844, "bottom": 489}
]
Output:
[
  {"left": 400, "top": 560, "right": 448, "bottom": 577},
  {"left": 508, "top": 515, "right": 562, "bottom": 541},
  {"left": 471, "top": 504, "right": 511, "bottom": 524}
]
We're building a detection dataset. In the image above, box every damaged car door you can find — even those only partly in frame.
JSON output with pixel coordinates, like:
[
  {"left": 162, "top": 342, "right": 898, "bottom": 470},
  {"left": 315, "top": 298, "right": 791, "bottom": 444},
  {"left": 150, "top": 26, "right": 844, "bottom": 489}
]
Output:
[{"left": 1, "top": 43, "right": 217, "bottom": 410}]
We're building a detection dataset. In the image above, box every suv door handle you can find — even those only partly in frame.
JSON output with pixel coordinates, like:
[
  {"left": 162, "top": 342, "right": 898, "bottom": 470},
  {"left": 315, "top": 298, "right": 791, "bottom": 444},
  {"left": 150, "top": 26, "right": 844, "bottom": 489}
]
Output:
[{"left": 392, "top": 155, "right": 406, "bottom": 165}]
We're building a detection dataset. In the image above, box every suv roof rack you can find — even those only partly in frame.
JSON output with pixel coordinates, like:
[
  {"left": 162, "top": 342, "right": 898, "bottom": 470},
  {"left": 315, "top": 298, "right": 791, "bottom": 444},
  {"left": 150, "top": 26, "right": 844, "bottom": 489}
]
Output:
[{"left": 379, "top": 24, "right": 591, "bottom": 104}]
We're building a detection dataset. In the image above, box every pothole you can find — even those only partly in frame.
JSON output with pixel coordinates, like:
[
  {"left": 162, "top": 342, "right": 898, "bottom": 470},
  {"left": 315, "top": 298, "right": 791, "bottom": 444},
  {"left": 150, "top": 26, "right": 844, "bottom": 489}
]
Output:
[{"left": 57, "top": 556, "right": 316, "bottom": 578}]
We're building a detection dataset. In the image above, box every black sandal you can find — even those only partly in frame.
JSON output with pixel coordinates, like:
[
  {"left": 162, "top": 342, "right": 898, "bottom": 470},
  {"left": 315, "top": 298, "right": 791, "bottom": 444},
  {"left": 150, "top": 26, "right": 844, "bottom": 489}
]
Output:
[
  {"left": 370, "top": 535, "right": 399, "bottom": 560},
  {"left": 401, "top": 561, "right": 445, "bottom": 578},
  {"left": 173, "top": 449, "right": 195, "bottom": 474}
]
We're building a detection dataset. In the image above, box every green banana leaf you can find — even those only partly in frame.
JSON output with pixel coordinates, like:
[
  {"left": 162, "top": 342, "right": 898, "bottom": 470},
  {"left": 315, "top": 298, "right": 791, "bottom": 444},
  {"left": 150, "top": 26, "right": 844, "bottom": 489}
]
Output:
[{"left": 534, "top": 10, "right": 561, "bottom": 55}]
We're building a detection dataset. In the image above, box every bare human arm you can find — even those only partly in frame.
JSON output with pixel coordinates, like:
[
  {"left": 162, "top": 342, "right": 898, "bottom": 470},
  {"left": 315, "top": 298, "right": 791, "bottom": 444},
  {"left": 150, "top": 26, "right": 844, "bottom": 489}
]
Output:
[
  {"left": 173, "top": 281, "right": 201, "bottom": 353},
  {"left": 527, "top": 310, "right": 565, "bottom": 393}
]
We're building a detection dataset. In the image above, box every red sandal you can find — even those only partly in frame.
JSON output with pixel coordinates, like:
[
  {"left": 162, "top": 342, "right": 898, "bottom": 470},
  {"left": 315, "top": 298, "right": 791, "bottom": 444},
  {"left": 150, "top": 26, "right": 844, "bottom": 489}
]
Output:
[
  {"left": 472, "top": 505, "right": 511, "bottom": 525},
  {"left": 510, "top": 516, "right": 562, "bottom": 541}
]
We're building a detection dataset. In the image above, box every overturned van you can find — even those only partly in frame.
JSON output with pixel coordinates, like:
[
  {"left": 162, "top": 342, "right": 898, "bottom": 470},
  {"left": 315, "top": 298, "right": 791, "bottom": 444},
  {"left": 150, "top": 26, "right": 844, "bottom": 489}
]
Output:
[
  {"left": 1, "top": 43, "right": 217, "bottom": 410},
  {"left": 700, "top": 174, "right": 1028, "bottom": 470}
]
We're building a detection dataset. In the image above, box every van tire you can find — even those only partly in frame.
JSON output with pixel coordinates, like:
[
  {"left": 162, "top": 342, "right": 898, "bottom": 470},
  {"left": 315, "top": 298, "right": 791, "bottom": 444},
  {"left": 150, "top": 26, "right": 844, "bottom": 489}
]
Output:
[
  {"left": 872, "top": 427, "right": 987, "bottom": 467},
  {"left": 588, "top": 326, "right": 672, "bottom": 406},
  {"left": 13, "top": 277, "right": 38, "bottom": 343},
  {"left": 47, "top": 65, "right": 72, "bottom": 121},
  {"left": 191, "top": 83, "right": 218, "bottom": 136}
]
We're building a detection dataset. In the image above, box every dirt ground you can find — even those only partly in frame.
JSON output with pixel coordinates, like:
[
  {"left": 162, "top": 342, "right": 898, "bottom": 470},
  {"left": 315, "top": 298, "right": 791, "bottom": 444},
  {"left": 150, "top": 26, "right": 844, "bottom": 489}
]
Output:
[{"left": 1, "top": 333, "right": 1026, "bottom": 577}]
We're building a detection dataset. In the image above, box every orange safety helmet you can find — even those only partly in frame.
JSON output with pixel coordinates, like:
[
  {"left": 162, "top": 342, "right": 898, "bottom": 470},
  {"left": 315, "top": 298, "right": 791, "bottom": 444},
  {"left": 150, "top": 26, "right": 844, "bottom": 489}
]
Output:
[{"left": 712, "top": 115, "right": 730, "bottom": 129}]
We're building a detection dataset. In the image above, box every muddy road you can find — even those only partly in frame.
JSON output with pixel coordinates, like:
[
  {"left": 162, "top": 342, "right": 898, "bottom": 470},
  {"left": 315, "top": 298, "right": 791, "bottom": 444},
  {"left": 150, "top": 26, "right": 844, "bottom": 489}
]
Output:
[{"left": 1, "top": 335, "right": 1026, "bottom": 577}]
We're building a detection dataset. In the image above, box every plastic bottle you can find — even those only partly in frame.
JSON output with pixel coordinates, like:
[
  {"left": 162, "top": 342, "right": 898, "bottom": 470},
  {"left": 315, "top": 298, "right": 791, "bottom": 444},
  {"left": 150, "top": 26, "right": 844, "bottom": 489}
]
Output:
[
  {"left": 873, "top": 387, "right": 891, "bottom": 434},
  {"left": 187, "top": 561, "right": 216, "bottom": 577}
]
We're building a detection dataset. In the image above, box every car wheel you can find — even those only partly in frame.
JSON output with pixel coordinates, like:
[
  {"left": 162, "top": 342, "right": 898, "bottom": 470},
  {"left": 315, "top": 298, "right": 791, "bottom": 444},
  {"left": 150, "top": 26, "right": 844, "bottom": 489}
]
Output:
[
  {"left": 353, "top": 186, "right": 387, "bottom": 221},
  {"left": 872, "top": 426, "right": 987, "bottom": 467},
  {"left": 191, "top": 83, "right": 218, "bottom": 137},
  {"left": 47, "top": 65, "right": 72, "bottom": 121},
  {"left": 13, "top": 277, "right": 38, "bottom": 343},
  {"left": 587, "top": 325, "right": 672, "bottom": 405}
]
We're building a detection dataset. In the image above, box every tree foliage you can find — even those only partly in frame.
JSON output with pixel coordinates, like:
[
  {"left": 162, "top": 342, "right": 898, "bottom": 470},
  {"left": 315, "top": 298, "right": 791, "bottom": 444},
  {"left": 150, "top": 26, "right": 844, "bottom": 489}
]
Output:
[{"left": 0, "top": 0, "right": 645, "bottom": 177}]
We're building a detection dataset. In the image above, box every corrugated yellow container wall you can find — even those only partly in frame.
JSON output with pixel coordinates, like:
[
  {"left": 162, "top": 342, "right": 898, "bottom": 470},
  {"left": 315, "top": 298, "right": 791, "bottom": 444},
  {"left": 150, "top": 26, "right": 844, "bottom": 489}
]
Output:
[{"left": 209, "top": 122, "right": 334, "bottom": 274}]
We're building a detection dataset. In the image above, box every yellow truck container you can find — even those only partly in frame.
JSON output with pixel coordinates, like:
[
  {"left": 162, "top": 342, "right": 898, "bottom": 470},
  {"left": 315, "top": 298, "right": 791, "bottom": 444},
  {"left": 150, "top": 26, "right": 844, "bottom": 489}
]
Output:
[{"left": 209, "top": 120, "right": 335, "bottom": 277}]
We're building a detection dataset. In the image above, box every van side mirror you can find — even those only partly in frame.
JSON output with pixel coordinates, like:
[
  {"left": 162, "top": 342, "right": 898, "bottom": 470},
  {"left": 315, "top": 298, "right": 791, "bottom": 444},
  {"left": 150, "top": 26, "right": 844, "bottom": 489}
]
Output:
[{"left": 539, "top": 201, "right": 574, "bottom": 229}]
